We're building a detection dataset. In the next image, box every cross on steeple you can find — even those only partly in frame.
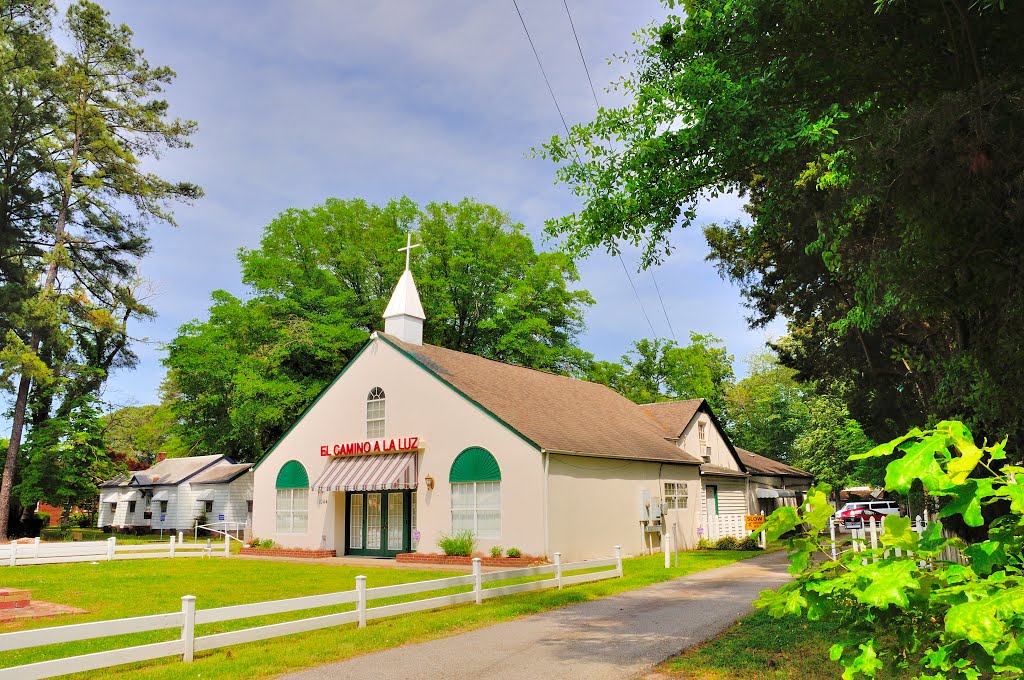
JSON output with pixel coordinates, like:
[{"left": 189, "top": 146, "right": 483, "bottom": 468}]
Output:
[{"left": 398, "top": 233, "right": 421, "bottom": 272}]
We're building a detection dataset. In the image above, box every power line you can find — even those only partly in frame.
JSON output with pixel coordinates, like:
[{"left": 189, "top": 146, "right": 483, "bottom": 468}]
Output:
[
  {"left": 560, "top": 0, "right": 671, "bottom": 342},
  {"left": 562, "top": 0, "right": 600, "bottom": 109},
  {"left": 617, "top": 252, "right": 658, "bottom": 339},
  {"left": 650, "top": 271, "right": 677, "bottom": 342},
  {"left": 511, "top": 0, "right": 572, "bottom": 140}
]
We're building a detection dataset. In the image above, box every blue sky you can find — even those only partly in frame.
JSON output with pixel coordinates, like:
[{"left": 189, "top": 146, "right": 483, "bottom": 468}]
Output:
[{"left": 80, "top": 0, "right": 783, "bottom": 411}]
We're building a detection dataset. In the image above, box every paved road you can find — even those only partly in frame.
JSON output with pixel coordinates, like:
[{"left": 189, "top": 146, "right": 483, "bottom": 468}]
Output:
[{"left": 281, "top": 551, "right": 791, "bottom": 680}]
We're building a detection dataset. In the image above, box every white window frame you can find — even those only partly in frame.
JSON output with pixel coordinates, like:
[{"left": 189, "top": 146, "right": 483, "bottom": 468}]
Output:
[
  {"left": 450, "top": 481, "right": 501, "bottom": 539},
  {"left": 275, "top": 488, "right": 309, "bottom": 534},
  {"left": 663, "top": 482, "right": 689, "bottom": 510},
  {"left": 366, "top": 387, "right": 385, "bottom": 439}
]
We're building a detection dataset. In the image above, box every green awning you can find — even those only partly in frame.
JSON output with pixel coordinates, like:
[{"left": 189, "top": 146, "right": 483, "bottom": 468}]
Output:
[{"left": 449, "top": 447, "right": 501, "bottom": 483}]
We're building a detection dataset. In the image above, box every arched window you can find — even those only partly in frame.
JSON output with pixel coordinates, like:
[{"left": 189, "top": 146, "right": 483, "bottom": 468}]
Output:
[
  {"left": 275, "top": 460, "right": 308, "bottom": 534},
  {"left": 366, "top": 387, "right": 385, "bottom": 438},
  {"left": 449, "top": 447, "right": 501, "bottom": 538}
]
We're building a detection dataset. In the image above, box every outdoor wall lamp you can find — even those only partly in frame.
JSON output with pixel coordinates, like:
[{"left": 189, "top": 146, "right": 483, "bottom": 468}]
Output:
[{"left": 425, "top": 474, "right": 435, "bottom": 490}]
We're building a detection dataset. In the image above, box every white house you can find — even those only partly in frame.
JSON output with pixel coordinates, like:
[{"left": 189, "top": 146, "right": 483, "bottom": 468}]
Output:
[
  {"left": 736, "top": 447, "right": 813, "bottom": 515},
  {"left": 98, "top": 455, "right": 253, "bottom": 533}
]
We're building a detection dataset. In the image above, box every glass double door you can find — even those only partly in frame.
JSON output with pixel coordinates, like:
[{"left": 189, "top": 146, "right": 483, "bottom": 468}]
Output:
[{"left": 346, "top": 490, "right": 411, "bottom": 557}]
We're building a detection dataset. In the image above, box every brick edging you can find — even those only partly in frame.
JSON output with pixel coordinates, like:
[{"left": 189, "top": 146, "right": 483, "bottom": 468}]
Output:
[
  {"left": 396, "top": 553, "right": 547, "bottom": 567},
  {"left": 240, "top": 547, "right": 337, "bottom": 559}
]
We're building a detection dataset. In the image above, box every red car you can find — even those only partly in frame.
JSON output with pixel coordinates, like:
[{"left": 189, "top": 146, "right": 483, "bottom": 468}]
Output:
[{"left": 839, "top": 507, "right": 888, "bottom": 529}]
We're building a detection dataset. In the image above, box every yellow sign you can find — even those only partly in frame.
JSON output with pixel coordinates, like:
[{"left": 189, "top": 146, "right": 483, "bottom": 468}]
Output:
[{"left": 745, "top": 514, "right": 766, "bottom": 531}]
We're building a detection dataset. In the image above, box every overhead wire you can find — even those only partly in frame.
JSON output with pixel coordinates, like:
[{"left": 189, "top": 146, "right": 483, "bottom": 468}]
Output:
[
  {"left": 559, "top": 0, "right": 673, "bottom": 342},
  {"left": 511, "top": 0, "right": 572, "bottom": 140}
]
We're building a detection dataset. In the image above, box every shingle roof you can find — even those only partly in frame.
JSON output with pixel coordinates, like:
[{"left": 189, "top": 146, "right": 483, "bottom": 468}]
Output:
[
  {"left": 639, "top": 399, "right": 705, "bottom": 439},
  {"left": 380, "top": 334, "right": 701, "bottom": 465},
  {"left": 103, "top": 455, "right": 226, "bottom": 487},
  {"left": 190, "top": 463, "right": 253, "bottom": 484},
  {"left": 736, "top": 448, "right": 813, "bottom": 478}
]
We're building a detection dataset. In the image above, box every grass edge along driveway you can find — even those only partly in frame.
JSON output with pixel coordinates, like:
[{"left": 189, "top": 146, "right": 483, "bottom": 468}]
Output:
[{"left": 2, "top": 549, "right": 766, "bottom": 680}]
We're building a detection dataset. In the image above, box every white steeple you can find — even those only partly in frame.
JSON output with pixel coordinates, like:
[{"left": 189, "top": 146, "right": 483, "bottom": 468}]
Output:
[{"left": 383, "top": 234, "right": 425, "bottom": 345}]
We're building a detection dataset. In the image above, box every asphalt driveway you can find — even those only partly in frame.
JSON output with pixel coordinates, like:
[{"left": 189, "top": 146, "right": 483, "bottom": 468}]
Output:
[{"left": 280, "top": 550, "right": 791, "bottom": 680}]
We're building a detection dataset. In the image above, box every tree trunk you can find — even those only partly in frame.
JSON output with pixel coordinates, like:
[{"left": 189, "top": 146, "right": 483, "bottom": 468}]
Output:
[{"left": 0, "top": 369, "right": 33, "bottom": 540}]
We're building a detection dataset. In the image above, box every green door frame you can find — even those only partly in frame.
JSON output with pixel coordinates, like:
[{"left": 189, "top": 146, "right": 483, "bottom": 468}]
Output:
[{"left": 345, "top": 490, "right": 412, "bottom": 557}]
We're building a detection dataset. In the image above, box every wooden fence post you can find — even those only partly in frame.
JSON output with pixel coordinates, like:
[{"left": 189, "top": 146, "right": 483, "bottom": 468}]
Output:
[
  {"left": 664, "top": 532, "right": 671, "bottom": 569},
  {"left": 472, "top": 558, "right": 482, "bottom": 604},
  {"left": 107, "top": 536, "right": 116, "bottom": 561},
  {"left": 169, "top": 535, "right": 176, "bottom": 558},
  {"left": 181, "top": 595, "right": 196, "bottom": 662},
  {"left": 224, "top": 533, "right": 230, "bottom": 558},
  {"left": 614, "top": 545, "right": 623, "bottom": 578},
  {"left": 8, "top": 540, "right": 16, "bottom": 567},
  {"left": 356, "top": 575, "right": 367, "bottom": 628},
  {"left": 554, "top": 552, "right": 562, "bottom": 589}
]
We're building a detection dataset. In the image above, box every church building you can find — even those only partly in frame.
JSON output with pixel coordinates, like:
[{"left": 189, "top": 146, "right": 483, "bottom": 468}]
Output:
[{"left": 251, "top": 244, "right": 757, "bottom": 560}]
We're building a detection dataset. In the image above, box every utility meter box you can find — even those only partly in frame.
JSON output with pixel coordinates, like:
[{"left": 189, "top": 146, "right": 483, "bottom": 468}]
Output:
[{"left": 639, "top": 488, "right": 652, "bottom": 522}]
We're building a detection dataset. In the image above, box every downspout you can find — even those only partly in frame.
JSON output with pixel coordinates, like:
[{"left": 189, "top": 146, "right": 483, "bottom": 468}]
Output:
[{"left": 542, "top": 451, "right": 550, "bottom": 558}]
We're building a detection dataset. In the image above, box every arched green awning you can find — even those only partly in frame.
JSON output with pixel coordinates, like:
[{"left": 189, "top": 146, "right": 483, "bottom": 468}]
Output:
[
  {"left": 449, "top": 447, "right": 501, "bottom": 483},
  {"left": 276, "top": 460, "right": 309, "bottom": 489}
]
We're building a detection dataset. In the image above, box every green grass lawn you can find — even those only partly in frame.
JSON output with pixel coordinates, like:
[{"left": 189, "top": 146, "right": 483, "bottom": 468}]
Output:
[
  {"left": 0, "top": 548, "right": 765, "bottom": 679},
  {"left": 657, "top": 609, "right": 910, "bottom": 679}
]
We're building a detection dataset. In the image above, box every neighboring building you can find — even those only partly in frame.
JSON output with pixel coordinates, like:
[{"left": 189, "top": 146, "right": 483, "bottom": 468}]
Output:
[
  {"left": 35, "top": 502, "right": 90, "bottom": 527},
  {"left": 98, "top": 455, "right": 253, "bottom": 533},
  {"left": 640, "top": 399, "right": 752, "bottom": 536},
  {"left": 735, "top": 447, "right": 814, "bottom": 515},
  {"left": 252, "top": 260, "right": 753, "bottom": 561}
]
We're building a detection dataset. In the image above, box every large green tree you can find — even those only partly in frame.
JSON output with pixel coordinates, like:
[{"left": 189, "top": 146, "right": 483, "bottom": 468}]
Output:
[
  {"left": 0, "top": 1, "right": 200, "bottom": 539},
  {"left": 165, "top": 197, "right": 594, "bottom": 462},
  {"left": 587, "top": 332, "right": 734, "bottom": 410},
  {"left": 725, "top": 350, "right": 809, "bottom": 463},
  {"left": 541, "top": 0, "right": 1024, "bottom": 458}
]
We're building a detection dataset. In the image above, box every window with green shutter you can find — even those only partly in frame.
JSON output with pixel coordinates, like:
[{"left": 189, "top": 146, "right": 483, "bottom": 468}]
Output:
[
  {"left": 449, "top": 447, "right": 501, "bottom": 538},
  {"left": 275, "top": 460, "right": 309, "bottom": 534}
]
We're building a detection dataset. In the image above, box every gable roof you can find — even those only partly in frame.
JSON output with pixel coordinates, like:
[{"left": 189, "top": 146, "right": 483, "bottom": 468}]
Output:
[
  {"left": 639, "top": 399, "right": 704, "bottom": 439},
  {"left": 190, "top": 463, "right": 253, "bottom": 484},
  {"left": 380, "top": 334, "right": 701, "bottom": 465},
  {"left": 103, "top": 455, "right": 227, "bottom": 488},
  {"left": 736, "top": 447, "right": 813, "bottom": 479}
]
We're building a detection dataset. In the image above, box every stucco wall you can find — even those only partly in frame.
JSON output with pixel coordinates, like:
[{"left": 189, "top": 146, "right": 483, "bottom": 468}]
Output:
[
  {"left": 546, "top": 454, "right": 702, "bottom": 558},
  {"left": 253, "top": 337, "right": 545, "bottom": 555}
]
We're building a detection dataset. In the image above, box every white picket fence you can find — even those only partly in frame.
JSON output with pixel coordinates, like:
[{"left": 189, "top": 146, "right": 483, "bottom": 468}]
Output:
[
  {"left": 703, "top": 513, "right": 765, "bottom": 544},
  {"left": 828, "top": 514, "right": 967, "bottom": 565},
  {"left": 0, "top": 547, "right": 623, "bottom": 679},
  {"left": 0, "top": 534, "right": 228, "bottom": 567}
]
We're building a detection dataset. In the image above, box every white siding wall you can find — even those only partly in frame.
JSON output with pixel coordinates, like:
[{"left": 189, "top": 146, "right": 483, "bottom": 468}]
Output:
[
  {"left": 699, "top": 477, "right": 749, "bottom": 526},
  {"left": 191, "top": 475, "right": 253, "bottom": 528}
]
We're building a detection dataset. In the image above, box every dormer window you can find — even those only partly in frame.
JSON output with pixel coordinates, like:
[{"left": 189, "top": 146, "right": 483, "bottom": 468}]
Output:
[{"left": 366, "top": 387, "right": 386, "bottom": 438}]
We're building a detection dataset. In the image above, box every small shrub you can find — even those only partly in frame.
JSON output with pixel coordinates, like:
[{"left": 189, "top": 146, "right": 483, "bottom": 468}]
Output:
[
  {"left": 437, "top": 530, "right": 476, "bottom": 556},
  {"left": 696, "top": 538, "right": 714, "bottom": 550},
  {"left": 714, "top": 536, "right": 739, "bottom": 550},
  {"left": 68, "top": 511, "right": 91, "bottom": 528},
  {"left": 490, "top": 546, "right": 503, "bottom": 558},
  {"left": 70, "top": 528, "right": 107, "bottom": 541},
  {"left": 259, "top": 538, "right": 276, "bottom": 549},
  {"left": 737, "top": 536, "right": 761, "bottom": 551},
  {"left": 506, "top": 547, "right": 522, "bottom": 558}
]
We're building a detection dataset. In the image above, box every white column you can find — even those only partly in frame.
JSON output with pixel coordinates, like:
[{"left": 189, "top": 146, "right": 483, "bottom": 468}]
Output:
[
  {"left": 472, "top": 558, "right": 482, "bottom": 604},
  {"left": 106, "top": 536, "right": 116, "bottom": 561},
  {"left": 614, "top": 545, "right": 623, "bottom": 578},
  {"left": 169, "top": 535, "right": 176, "bottom": 558},
  {"left": 8, "top": 541, "right": 16, "bottom": 567},
  {"left": 224, "top": 533, "right": 230, "bottom": 558},
  {"left": 663, "top": 532, "right": 671, "bottom": 569},
  {"left": 554, "top": 552, "right": 562, "bottom": 589},
  {"left": 181, "top": 595, "right": 196, "bottom": 662},
  {"left": 356, "top": 575, "right": 367, "bottom": 628}
]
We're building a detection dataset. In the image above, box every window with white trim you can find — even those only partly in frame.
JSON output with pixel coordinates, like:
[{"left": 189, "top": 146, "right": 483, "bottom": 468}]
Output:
[
  {"left": 366, "top": 387, "right": 385, "bottom": 438},
  {"left": 697, "top": 421, "right": 707, "bottom": 445},
  {"left": 451, "top": 482, "right": 500, "bottom": 538},
  {"left": 275, "top": 488, "right": 308, "bottom": 534},
  {"left": 664, "top": 482, "right": 689, "bottom": 509}
]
